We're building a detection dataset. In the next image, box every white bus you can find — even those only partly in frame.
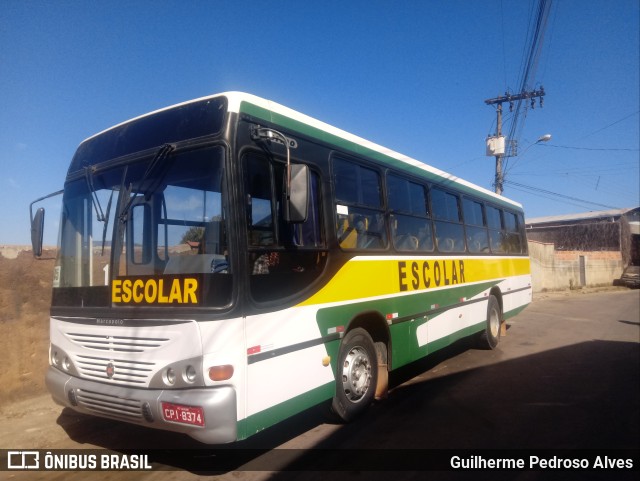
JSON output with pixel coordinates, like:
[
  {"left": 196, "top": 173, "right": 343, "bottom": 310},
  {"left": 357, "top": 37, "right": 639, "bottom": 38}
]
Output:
[{"left": 31, "top": 92, "right": 531, "bottom": 443}]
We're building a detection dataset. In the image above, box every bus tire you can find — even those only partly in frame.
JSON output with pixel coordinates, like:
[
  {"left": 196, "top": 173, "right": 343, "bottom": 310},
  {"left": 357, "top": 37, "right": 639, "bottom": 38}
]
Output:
[
  {"left": 331, "top": 328, "right": 378, "bottom": 422},
  {"left": 479, "top": 295, "right": 501, "bottom": 350}
]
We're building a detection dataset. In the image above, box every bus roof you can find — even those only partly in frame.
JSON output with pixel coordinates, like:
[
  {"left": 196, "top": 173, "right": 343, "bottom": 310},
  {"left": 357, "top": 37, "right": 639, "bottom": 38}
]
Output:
[
  {"left": 81, "top": 91, "right": 523, "bottom": 210},
  {"left": 226, "top": 92, "right": 522, "bottom": 210}
]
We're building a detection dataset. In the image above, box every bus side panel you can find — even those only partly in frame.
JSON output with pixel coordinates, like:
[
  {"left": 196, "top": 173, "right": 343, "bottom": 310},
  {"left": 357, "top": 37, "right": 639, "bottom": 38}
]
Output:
[
  {"left": 418, "top": 300, "right": 488, "bottom": 355},
  {"left": 239, "top": 257, "right": 532, "bottom": 436},
  {"left": 243, "top": 306, "right": 336, "bottom": 437},
  {"left": 503, "top": 273, "right": 533, "bottom": 319},
  {"left": 198, "top": 316, "right": 248, "bottom": 437}
]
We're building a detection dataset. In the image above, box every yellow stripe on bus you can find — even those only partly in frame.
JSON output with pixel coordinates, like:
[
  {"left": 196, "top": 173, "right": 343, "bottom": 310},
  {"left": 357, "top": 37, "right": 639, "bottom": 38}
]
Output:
[{"left": 299, "top": 257, "right": 530, "bottom": 307}]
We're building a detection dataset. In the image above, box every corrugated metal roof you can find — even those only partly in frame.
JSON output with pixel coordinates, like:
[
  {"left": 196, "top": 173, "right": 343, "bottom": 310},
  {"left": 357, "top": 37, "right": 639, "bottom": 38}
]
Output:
[{"left": 526, "top": 207, "right": 639, "bottom": 226}]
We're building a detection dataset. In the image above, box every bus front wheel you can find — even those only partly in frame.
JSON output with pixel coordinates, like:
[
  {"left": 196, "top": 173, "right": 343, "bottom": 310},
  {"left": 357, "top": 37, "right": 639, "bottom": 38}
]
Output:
[
  {"left": 331, "top": 328, "right": 378, "bottom": 422},
  {"left": 479, "top": 295, "right": 501, "bottom": 350}
]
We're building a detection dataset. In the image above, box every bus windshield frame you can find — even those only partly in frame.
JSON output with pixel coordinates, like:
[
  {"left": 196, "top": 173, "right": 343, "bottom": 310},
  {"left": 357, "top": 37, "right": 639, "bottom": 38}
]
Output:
[{"left": 53, "top": 143, "right": 233, "bottom": 312}]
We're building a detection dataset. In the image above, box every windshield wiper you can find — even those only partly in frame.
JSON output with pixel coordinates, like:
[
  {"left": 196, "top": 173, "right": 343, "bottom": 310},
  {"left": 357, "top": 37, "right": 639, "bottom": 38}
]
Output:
[
  {"left": 119, "top": 143, "right": 176, "bottom": 223},
  {"left": 101, "top": 190, "right": 114, "bottom": 256},
  {"left": 83, "top": 165, "right": 116, "bottom": 256},
  {"left": 85, "top": 166, "right": 107, "bottom": 222}
]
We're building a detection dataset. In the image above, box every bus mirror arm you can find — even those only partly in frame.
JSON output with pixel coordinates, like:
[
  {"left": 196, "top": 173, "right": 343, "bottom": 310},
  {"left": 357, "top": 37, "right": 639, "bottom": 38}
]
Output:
[
  {"left": 29, "top": 189, "right": 63, "bottom": 258},
  {"left": 251, "top": 127, "right": 309, "bottom": 223}
]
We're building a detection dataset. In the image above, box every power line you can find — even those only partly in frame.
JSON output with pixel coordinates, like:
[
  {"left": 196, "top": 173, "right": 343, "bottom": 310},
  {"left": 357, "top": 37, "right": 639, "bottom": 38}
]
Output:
[
  {"left": 536, "top": 0, "right": 558, "bottom": 86},
  {"left": 577, "top": 110, "right": 640, "bottom": 141},
  {"left": 513, "top": 162, "right": 640, "bottom": 176},
  {"left": 509, "top": 165, "right": 639, "bottom": 207},
  {"left": 500, "top": 0, "right": 508, "bottom": 89},
  {"left": 484, "top": 0, "right": 553, "bottom": 195},
  {"left": 501, "top": 111, "right": 638, "bottom": 180},
  {"left": 505, "top": 0, "right": 553, "bottom": 161},
  {"left": 539, "top": 144, "right": 639, "bottom": 152},
  {"left": 507, "top": 184, "right": 601, "bottom": 211},
  {"left": 504, "top": 180, "right": 619, "bottom": 209}
]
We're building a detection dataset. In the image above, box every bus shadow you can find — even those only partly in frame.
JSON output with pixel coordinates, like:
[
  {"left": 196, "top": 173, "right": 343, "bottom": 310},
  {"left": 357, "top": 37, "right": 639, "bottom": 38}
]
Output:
[
  {"left": 265, "top": 339, "right": 639, "bottom": 478},
  {"left": 55, "top": 337, "right": 639, "bottom": 475}
]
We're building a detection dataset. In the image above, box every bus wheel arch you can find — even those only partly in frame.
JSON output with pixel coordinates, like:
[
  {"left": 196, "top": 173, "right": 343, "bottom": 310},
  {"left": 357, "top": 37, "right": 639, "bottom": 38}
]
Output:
[
  {"left": 479, "top": 289, "right": 503, "bottom": 350},
  {"left": 332, "top": 313, "right": 389, "bottom": 421},
  {"left": 489, "top": 287, "right": 504, "bottom": 319}
]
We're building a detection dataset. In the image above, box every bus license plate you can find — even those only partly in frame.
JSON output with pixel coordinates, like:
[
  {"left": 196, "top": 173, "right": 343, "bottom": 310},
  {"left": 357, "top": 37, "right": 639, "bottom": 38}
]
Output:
[{"left": 161, "top": 402, "right": 205, "bottom": 427}]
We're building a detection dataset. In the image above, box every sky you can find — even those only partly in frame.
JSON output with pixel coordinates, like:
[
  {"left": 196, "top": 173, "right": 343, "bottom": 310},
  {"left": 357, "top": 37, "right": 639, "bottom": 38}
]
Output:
[{"left": 1, "top": 0, "right": 638, "bottom": 246}]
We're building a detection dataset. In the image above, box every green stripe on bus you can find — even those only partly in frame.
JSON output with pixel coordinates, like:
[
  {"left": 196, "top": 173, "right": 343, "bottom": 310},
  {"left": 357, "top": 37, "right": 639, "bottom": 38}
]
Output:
[
  {"left": 239, "top": 382, "right": 335, "bottom": 440},
  {"left": 504, "top": 303, "right": 529, "bottom": 320},
  {"left": 315, "top": 281, "right": 499, "bottom": 371}
]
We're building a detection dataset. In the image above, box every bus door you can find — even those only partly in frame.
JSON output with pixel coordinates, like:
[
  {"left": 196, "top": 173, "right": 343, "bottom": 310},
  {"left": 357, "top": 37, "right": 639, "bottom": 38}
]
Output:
[{"left": 241, "top": 149, "right": 331, "bottom": 431}]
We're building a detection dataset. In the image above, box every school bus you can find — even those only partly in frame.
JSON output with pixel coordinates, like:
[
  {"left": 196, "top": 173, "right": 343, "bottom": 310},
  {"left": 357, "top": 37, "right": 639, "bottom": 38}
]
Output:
[{"left": 30, "top": 92, "right": 531, "bottom": 443}]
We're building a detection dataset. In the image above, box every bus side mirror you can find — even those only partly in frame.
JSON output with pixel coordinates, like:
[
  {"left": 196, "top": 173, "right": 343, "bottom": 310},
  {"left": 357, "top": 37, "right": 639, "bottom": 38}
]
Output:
[
  {"left": 284, "top": 164, "right": 309, "bottom": 223},
  {"left": 31, "top": 207, "right": 45, "bottom": 258},
  {"left": 29, "top": 189, "right": 63, "bottom": 259}
]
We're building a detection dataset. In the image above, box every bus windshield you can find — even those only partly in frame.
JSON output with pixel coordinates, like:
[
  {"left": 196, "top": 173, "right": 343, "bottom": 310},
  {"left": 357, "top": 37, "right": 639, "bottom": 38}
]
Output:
[{"left": 53, "top": 145, "right": 232, "bottom": 309}]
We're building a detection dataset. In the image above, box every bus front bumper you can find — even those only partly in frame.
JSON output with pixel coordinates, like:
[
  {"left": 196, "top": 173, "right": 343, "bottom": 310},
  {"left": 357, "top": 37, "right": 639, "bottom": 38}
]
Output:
[{"left": 46, "top": 367, "right": 238, "bottom": 444}]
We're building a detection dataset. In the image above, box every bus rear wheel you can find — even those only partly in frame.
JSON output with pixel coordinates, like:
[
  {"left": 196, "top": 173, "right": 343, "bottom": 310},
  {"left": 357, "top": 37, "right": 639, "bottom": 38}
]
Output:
[
  {"left": 331, "top": 328, "right": 378, "bottom": 422},
  {"left": 479, "top": 295, "right": 501, "bottom": 350}
]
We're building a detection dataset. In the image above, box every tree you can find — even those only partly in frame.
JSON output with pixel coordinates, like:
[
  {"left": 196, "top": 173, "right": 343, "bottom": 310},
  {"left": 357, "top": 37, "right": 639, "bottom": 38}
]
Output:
[{"left": 180, "top": 226, "right": 204, "bottom": 245}]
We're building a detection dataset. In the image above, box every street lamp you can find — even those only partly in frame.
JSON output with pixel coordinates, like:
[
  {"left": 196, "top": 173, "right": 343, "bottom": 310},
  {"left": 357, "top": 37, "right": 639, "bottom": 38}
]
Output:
[{"left": 519, "top": 134, "right": 552, "bottom": 157}]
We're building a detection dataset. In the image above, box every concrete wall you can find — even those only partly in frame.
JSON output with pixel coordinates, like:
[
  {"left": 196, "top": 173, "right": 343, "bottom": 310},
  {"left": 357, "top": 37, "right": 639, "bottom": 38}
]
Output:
[{"left": 528, "top": 240, "right": 623, "bottom": 292}]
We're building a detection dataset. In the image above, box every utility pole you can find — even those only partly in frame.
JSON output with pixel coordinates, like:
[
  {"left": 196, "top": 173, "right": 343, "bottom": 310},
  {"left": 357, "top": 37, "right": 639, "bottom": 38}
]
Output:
[{"left": 485, "top": 87, "right": 546, "bottom": 195}]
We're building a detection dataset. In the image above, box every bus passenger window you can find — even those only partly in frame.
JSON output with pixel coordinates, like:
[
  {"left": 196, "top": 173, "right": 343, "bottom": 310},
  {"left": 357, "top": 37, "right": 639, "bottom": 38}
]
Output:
[
  {"left": 387, "top": 173, "right": 433, "bottom": 252},
  {"left": 391, "top": 215, "right": 434, "bottom": 251},
  {"left": 333, "top": 158, "right": 387, "bottom": 250},
  {"left": 463, "top": 198, "right": 489, "bottom": 253},
  {"left": 517, "top": 213, "right": 528, "bottom": 254},
  {"left": 431, "top": 188, "right": 465, "bottom": 253},
  {"left": 486, "top": 205, "right": 505, "bottom": 253},
  {"left": 504, "top": 211, "right": 523, "bottom": 253},
  {"left": 337, "top": 209, "right": 387, "bottom": 249},
  {"left": 433, "top": 221, "right": 465, "bottom": 253}
]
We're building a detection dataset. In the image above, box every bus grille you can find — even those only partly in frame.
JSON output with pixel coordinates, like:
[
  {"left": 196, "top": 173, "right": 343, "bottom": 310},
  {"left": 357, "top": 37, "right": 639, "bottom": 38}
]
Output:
[
  {"left": 66, "top": 333, "right": 169, "bottom": 353},
  {"left": 73, "top": 388, "right": 145, "bottom": 422},
  {"left": 75, "top": 356, "right": 155, "bottom": 384},
  {"left": 56, "top": 321, "right": 199, "bottom": 387}
]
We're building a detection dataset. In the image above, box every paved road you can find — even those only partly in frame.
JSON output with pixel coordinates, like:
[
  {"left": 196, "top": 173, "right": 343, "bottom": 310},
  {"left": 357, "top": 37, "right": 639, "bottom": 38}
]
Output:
[{"left": 2, "top": 289, "right": 638, "bottom": 480}]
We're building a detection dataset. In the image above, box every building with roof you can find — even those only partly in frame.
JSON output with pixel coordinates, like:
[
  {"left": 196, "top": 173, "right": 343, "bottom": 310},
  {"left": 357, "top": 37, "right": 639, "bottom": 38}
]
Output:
[{"left": 525, "top": 207, "right": 640, "bottom": 292}]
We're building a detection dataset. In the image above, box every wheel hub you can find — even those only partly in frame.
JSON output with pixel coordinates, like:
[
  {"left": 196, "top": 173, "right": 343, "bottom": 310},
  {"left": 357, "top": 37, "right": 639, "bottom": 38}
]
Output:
[
  {"left": 489, "top": 306, "right": 500, "bottom": 337},
  {"left": 341, "top": 346, "right": 372, "bottom": 402}
]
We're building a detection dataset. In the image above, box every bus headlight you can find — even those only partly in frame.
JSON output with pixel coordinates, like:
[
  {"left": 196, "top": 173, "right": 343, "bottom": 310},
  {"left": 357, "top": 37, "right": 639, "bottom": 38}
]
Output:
[
  {"left": 149, "top": 357, "right": 205, "bottom": 388},
  {"left": 164, "top": 368, "right": 176, "bottom": 385},
  {"left": 184, "top": 365, "right": 197, "bottom": 383},
  {"left": 49, "top": 346, "right": 78, "bottom": 376},
  {"left": 51, "top": 349, "right": 60, "bottom": 367}
]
